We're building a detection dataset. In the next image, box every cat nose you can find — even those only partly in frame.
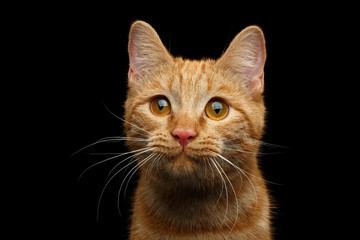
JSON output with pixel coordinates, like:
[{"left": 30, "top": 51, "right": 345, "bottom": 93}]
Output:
[{"left": 172, "top": 129, "right": 197, "bottom": 149}]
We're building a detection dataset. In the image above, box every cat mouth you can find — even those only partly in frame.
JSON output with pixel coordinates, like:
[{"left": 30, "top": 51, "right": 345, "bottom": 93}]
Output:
[
  {"left": 151, "top": 144, "right": 217, "bottom": 160},
  {"left": 167, "top": 147, "right": 216, "bottom": 163},
  {"left": 150, "top": 145, "right": 219, "bottom": 178},
  {"left": 163, "top": 148, "right": 195, "bottom": 160}
]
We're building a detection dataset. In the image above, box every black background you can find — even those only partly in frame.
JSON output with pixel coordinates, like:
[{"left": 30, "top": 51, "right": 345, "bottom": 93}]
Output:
[{"left": 16, "top": 3, "right": 356, "bottom": 240}]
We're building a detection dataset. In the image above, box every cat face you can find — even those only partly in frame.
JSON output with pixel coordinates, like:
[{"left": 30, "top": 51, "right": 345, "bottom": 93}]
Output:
[{"left": 124, "top": 21, "right": 266, "bottom": 183}]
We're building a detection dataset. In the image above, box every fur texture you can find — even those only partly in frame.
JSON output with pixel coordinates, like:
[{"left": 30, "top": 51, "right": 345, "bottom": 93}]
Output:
[{"left": 124, "top": 21, "right": 271, "bottom": 240}]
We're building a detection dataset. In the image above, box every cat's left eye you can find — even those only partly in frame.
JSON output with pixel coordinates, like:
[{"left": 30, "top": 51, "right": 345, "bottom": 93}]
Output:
[
  {"left": 205, "top": 99, "right": 229, "bottom": 120},
  {"left": 150, "top": 97, "right": 171, "bottom": 117}
]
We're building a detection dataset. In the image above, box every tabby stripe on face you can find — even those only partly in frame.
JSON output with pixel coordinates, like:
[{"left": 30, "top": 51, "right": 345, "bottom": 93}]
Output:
[{"left": 173, "top": 60, "right": 210, "bottom": 103}]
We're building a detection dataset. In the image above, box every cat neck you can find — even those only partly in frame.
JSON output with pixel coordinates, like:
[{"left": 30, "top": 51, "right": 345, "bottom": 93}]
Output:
[{"left": 133, "top": 161, "right": 265, "bottom": 233}]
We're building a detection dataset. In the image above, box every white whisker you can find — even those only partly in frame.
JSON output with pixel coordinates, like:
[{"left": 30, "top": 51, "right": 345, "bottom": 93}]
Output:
[
  {"left": 96, "top": 163, "right": 127, "bottom": 221},
  {"left": 71, "top": 138, "right": 121, "bottom": 158},
  {"left": 71, "top": 136, "right": 148, "bottom": 158},
  {"left": 123, "top": 152, "right": 157, "bottom": 199},
  {"left": 108, "top": 147, "right": 156, "bottom": 177},
  {"left": 97, "top": 149, "right": 156, "bottom": 220},
  {"left": 252, "top": 139, "right": 287, "bottom": 149},
  {"left": 146, "top": 153, "right": 162, "bottom": 178},
  {"left": 213, "top": 159, "right": 239, "bottom": 232},
  {"left": 222, "top": 146, "right": 260, "bottom": 155},
  {"left": 205, "top": 157, "right": 216, "bottom": 186},
  {"left": 116, "top": 152, "right": 158, "bottom": 216},
  {"left": 78, "top": 147, "right": 153, "bottom": 182},
  {"left": 215, "top": 153, "right": 258, "bottom": 211},
  {"left": 223, "top": 145, "right": 284, "bottom": 156},
  {"left": 219, "top": 150, "right": 282, "bottom": 186},
  {"left": 210, "top": 159, "right": 229, "bottom": 226},
  {"left": 103, "top": 103, "right": 153, "bottom": 136}
]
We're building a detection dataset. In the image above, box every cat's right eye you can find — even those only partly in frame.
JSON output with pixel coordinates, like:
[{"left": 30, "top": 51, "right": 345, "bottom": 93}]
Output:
[{"left": 150, "top": 97, "right": 171, "bottom": 117}]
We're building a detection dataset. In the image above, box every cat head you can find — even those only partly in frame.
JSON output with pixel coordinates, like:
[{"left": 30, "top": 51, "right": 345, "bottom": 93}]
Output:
[{"left": 124, "top": 21, "right": 266, "bottom": 185}]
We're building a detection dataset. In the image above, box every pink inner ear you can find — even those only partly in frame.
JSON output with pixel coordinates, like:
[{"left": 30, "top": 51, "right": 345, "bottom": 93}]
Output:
[
  {"left": 260, "top": 71, "right": 264, "bottom": 89},
  {"left": 128, "top": 68, "right": 140, "bottom": 84},
  {"left": 250, "top": 70, "right": 264, "bottom": 95},
  {"left": 128, "top": 37, "right": 140, "bottom": 75},
  {"left": 128, "top": 68, "right": 135, "bottom": 80}
]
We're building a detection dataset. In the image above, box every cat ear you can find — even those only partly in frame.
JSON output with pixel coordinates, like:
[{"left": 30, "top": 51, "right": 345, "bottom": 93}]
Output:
[
  {"left": 128, "top": 21, "right": 173, "bottom": 85},
  {"left": 216, "top": 26, "right": 266, "bottom": 96}
]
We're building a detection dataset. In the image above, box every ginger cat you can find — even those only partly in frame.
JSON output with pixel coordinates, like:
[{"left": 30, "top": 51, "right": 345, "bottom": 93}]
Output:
[{"left": 125, "top": 20, "right": 271, "bottom": 240}]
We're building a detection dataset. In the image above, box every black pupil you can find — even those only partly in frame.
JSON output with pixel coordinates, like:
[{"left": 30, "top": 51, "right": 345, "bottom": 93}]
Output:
[
  {"left": 158, "top": 99, "right": 168, "bottom": 111},
  {"left": 212, "top": 102, "right": 222, "bottom": 114}
]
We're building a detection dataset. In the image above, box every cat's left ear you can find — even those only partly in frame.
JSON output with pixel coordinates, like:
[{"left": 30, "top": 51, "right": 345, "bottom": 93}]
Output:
[{"left": 216, "top": 26, "right": 266, "bottom": 96}]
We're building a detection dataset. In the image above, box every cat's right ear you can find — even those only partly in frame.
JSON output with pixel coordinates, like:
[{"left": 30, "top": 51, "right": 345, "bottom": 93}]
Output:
[{"left": 128, "top": 21, "right": 173, "bottom": 86}]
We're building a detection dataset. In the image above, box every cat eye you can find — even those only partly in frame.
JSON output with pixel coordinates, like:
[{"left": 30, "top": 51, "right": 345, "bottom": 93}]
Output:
[
  {"left": 205, "top": 99, "right": 229, "bottom": 120},
  {"left": 150, "top": 97, "right": 171, "bottom": 116}
]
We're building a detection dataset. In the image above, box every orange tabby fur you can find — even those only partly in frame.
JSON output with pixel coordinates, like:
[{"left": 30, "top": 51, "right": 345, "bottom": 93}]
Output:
[{"left": 124, "top": 21, "right": 271, "bottom": 240}]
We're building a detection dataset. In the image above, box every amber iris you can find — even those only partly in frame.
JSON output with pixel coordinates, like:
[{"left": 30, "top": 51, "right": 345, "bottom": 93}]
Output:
[
  {"left": 205, "top": 99, "right": 229, "bottom": 120},
  {"left": 150, "top": 97, "right": 171, "bottom": 116}
]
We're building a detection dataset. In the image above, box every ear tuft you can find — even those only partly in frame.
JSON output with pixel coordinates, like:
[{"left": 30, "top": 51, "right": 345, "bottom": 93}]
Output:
[
  {"left": 128, "top": 21, "right": 172, "bottom": 85},
  {"left": 216, "top": 26, "right": 266, "bottom": 96}
]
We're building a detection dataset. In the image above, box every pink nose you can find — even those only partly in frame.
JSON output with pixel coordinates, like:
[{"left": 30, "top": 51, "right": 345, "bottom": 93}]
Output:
[{"left": 172, "top": 129, "right": 197, "bottom": 149}]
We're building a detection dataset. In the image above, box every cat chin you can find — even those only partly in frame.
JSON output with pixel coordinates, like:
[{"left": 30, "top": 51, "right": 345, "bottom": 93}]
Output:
[
  {"left": 159, "top": 152, "right": 200, "bottom": 177},
  {"left": 149, "top": 147, "right": 217, "bottom": 181},
  {"left": 168, "top": 152, "right": 195, "bottom": 168},
  {"left": 162, "top": 152, "right": 215, "bottom": 180}
]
